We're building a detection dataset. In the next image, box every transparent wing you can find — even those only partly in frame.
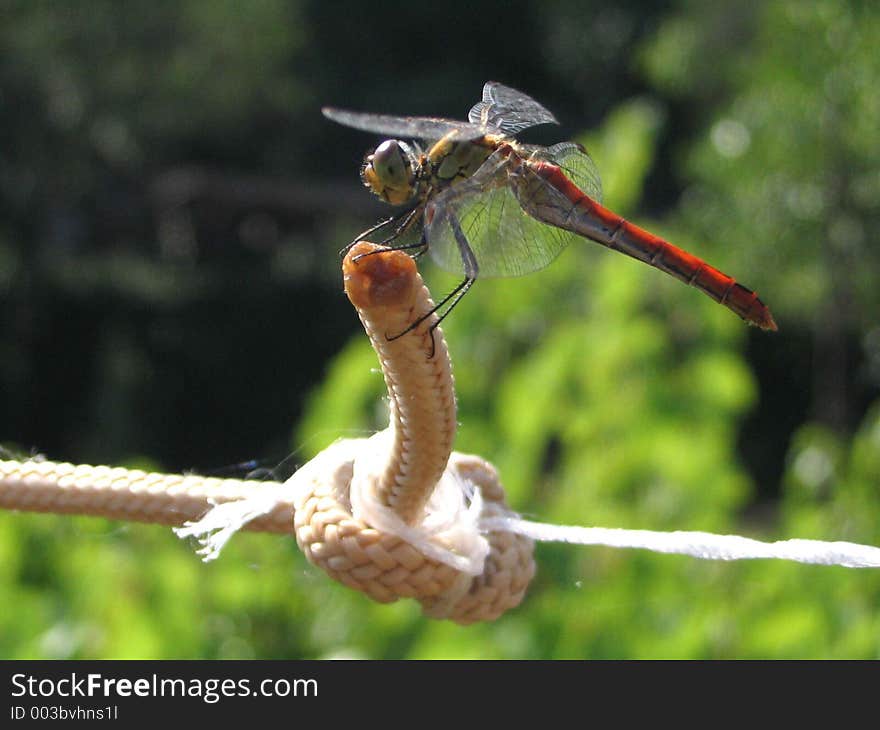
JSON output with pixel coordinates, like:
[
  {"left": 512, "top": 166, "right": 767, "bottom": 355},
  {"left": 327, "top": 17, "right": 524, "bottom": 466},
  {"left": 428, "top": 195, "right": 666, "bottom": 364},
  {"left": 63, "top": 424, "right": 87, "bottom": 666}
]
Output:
[
  {"left": 467, "top": 81, "right": 559, "bottom": 136},
  {"left": 322, "top": 107, "right": 489, "bottom": 141},
  {"left": 424, "top": 155, "right": 573, "bottom": 278},
  {"left": 425, "top": 143, "right": 604, "bottom": 278},
  {"left": 530, "top": 141, "right": 603, "bottom": 203}
]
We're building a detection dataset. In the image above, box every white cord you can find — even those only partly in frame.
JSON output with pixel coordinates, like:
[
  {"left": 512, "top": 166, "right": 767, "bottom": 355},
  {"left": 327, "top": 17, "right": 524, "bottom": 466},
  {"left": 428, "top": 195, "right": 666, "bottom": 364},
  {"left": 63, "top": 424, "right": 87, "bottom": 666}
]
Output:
[{"left": 484, "top": 516, "right": 880, "bottom": 568}]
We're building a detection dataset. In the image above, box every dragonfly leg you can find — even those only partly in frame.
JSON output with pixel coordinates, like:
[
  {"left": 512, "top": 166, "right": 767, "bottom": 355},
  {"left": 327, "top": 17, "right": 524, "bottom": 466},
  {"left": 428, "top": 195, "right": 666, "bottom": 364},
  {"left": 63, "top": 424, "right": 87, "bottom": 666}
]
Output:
[
  {"left": 353, "top": 210, "right": 429, "bottom": 265},
  {"left": 386, "top": 211, "right": 479, "bottom": 357},
  {"left": 339, "top": 204, "right": 421, "bottom": 257},
  {"left": 376, "top": 205, "right": 423, "bottom": 247},
  {"left": 385, "top": 276, "right": 474, "bottom": 358},
  {"left": 339, "top": 216, "right": 394, "bottom": 257},
  {"left": 351, "top": 238, "right": 426, "bottom": 262}
]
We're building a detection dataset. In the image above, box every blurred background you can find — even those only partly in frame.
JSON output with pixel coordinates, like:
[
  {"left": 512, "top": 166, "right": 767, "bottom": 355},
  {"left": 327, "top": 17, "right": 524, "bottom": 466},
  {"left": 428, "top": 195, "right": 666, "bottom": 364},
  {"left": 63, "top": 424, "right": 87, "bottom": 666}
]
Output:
[{"left": 1, "top": 0, "right": 879, "bottom": 658}]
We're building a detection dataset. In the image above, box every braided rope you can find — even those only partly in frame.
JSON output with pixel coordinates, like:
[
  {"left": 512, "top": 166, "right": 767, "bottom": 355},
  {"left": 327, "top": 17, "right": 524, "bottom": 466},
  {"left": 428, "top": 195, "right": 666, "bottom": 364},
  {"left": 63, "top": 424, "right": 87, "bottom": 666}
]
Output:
[
  {"left": 0, "top": 242, "right": 535, "bottom": 624},
  {"left": 343, "top": 242, "right": 457, "bottom": 524},
  {"left": 0, "top": 459, "right": 292, "bottom": 532},
  {"left": 290, "top": 449, "right": 534, "bottom": 622},
  {"left": 292, "top": 242, "right": 534, "bottom": 623}
]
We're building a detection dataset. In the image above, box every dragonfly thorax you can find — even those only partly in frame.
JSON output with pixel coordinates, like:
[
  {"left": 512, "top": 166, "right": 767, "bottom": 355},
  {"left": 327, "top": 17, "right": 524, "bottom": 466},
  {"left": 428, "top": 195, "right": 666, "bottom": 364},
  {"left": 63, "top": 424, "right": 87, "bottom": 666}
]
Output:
[{"left": 361, "top": 139, "right": 419, "bottom": 205}]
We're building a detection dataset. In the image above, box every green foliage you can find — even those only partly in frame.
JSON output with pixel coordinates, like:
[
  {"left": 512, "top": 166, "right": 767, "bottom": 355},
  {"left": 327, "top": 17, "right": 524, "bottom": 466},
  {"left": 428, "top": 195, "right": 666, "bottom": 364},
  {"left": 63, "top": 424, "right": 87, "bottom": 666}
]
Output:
[
  {"left": 295, "top": 337, "right": 387, "bottom": 456},
  {"left": 642, "top": 0, "right": 880, "bottom": 329}
]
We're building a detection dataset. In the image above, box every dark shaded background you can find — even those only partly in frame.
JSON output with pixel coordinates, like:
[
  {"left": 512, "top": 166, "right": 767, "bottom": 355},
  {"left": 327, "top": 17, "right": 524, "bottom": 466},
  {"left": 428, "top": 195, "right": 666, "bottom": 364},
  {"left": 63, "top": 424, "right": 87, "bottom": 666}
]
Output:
[{"left": 3, "top": 0, "right": 699, "bottom": 471}]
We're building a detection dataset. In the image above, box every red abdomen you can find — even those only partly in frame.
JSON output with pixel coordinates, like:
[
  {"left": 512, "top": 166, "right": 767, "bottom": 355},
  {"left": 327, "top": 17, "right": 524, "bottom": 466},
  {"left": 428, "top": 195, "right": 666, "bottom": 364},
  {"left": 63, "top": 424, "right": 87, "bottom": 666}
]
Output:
[{"left": 531, "top": 160, "right": 777, "bottom": 331}]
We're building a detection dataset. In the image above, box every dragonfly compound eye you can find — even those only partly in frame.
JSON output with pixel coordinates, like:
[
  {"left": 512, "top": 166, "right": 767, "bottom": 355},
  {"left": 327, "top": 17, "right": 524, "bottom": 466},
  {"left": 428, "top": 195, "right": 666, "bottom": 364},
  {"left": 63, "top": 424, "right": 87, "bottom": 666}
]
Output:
[{"left": 361, "top": 139, "right": 415, "bottom": 205}]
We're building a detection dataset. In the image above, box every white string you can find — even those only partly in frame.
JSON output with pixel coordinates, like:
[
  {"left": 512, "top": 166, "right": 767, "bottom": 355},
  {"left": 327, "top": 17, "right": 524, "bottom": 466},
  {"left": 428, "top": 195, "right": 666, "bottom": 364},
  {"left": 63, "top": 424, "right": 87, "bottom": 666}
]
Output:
[
  {"left": 174, "top": 434, "right": 491, "bottom": 574},
  {"left": 483, "top": 515, "right": 880, "bottom": 568},
  {"left": 171, "top": 439, "right": 880, "bottom": 571},
  {"left": 174, "top": 495, "right": 280, "bottom": 561},
  {"left": 348, "top": 431, "right": 490, "bottom": 575}
]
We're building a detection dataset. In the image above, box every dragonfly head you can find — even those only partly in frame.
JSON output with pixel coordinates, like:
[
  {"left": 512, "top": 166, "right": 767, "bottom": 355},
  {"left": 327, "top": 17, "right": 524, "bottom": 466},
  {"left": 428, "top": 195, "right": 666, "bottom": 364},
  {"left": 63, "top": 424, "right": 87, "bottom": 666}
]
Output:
[{"left": 361, "top": 139, "right": 418, "bottom": 205}]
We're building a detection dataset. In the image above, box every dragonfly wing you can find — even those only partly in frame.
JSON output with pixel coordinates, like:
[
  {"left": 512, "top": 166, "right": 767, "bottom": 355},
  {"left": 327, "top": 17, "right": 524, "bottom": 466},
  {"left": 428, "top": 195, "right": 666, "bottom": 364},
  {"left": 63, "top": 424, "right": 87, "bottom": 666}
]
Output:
[
  {"left": 425, "top": 153, "right": 577, "bottom": 278},
  {"left": 529, "top": 142, "right": 603, "bottom": 203},
  {"left": 322, "top": 108, "right": 488, "bottom": 141},
  {"left": 468, "top": 81, "right": 559, "bottom": 136}
]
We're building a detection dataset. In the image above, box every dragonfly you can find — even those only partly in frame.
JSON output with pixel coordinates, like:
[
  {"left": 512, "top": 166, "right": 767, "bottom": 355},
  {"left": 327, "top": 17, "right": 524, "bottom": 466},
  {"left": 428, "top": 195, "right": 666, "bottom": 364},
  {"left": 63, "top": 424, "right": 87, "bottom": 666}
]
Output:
[{"left": 323, "top": 81, "right": 777, "bottom": 335}]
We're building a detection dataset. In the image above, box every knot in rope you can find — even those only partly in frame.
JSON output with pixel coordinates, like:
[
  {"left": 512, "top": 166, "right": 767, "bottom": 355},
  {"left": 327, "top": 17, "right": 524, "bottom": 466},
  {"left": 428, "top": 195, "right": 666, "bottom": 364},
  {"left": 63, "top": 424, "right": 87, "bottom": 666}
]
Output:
[{"left": 290, "top": 436, "right": 534, "bottom": 624}]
